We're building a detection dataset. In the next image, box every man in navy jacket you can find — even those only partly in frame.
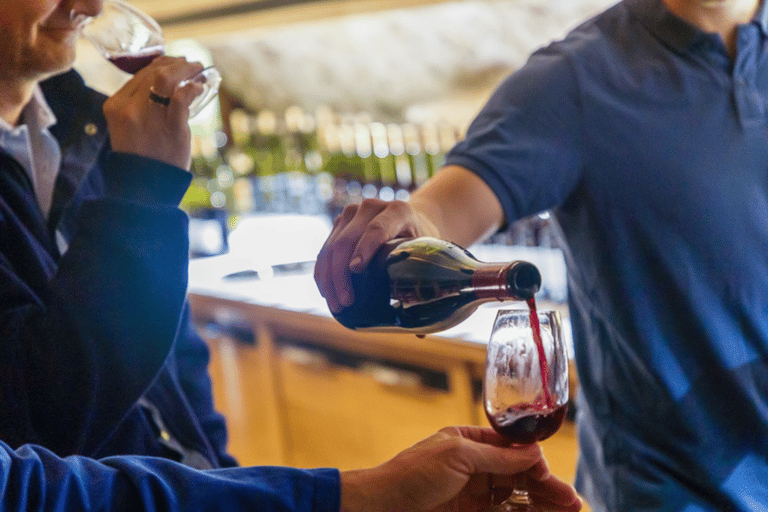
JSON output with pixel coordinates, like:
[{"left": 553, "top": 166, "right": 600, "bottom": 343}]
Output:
[
  {"left": 0, "top": 18, "right": 234, "bottom": 471},
  {"left": 0, "top": 0, "right": 582, "bottom": 510}
]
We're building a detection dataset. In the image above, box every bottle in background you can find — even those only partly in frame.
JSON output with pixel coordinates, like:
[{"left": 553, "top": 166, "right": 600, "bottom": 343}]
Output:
[
  {"left": 369, "top": 122, "right": 393, "bottom": 199},
  {"left": 332, "top": 237, "right": 541, "bottom": 334},
  {"left": 402, "top": 123, "right": 429, "bottom": 191},
  {"left": 284, "top": 106, "right": 312, "bottom": 213},
  {"left": 421, "top": 123, "right": 442, "bottom": 179},
  {"left": 226, "top": 109, "right": 259, "bottom": 214},
  {"left": 354, "top": 122, "right": 379, "bottom": 201},
  {"left": 386, "top": 123, "right": 412, "bottom": 201},
  {"left": 184, "top": 134, "right": 230, "bottom": 257},
  {"left": 337, "top": 122, "right": 365, "bottom": 207}
]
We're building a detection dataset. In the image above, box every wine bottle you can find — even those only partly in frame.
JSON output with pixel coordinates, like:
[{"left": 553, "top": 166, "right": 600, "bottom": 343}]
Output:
[{"left": 332, "top": 237, "right": 541, "bottom": 334}]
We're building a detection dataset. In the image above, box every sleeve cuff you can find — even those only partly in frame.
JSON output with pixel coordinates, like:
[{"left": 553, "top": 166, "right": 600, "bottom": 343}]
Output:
[
  {"left": 102, "top": 152, "right": 192, "bottom": 206},
  {"left": 313, "top": 468, "right": 342, "bottom": 512}
]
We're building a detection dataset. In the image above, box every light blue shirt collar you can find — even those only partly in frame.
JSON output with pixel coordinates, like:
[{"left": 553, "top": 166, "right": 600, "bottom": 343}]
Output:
[{"left": 0, "top": 86, "right": 62, "bottom": 218}]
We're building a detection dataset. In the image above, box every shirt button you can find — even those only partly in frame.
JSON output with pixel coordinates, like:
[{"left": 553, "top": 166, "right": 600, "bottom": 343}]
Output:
[{"left": 84, "top": 123, "right": 98, "bottom": 136}]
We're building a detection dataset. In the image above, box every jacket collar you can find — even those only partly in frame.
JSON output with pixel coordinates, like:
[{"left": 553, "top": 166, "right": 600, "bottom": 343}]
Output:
[{"left": 40, "top": 69, "right": 110, "bottom": 242}]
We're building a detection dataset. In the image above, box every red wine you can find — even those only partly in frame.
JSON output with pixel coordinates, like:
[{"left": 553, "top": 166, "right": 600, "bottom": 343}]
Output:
[
  {"left": 487, "top": 403, "right": 568, "bottom": 444},
  {"left": 527, "top": 297, "right": 553, "bottom": 408},
  {"left": 108, "top": 50, "right": 163, "bottom": 74},
  {"left": 333, "top": 237, "right": 541, "bottom": 334}
]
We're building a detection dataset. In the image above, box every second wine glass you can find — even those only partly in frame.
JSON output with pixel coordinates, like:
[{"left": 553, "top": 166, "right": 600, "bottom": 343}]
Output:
[
  {"left": 77, "top": 0, "right": 222, "bottom": 118},
  {"left": 483, "top": 308, "right": 570, "bottom": 512}
]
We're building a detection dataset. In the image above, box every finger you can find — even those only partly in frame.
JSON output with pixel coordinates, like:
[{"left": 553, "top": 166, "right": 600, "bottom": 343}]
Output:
[
  {"left": 449, "top": 425, "right": 516, "bottom": 447},
  {"left": 349, "top": 200, "right": 413, "bottom": 271},
  {"left": 144, "top": 57, "right": 205, "bottom": 101},
  {"left": 315, "top": 213, "right": 346, "bottom": 292},
  {"left": 527, "top": 473, "right": 582, "bottom": 509},
  {"left": 120, "top": 55, "right": 182, "bottom": 98},
  {"left": 328, "top": 202, "right": 388, "bottom": 308},
  {"left": 315, "top": 206, "right": 359, "bottom": 311},
  {"left": 486, "top": 474, "right": 582, "bottom": 512},
  {"left": 459, "top": 438, "right": 545, "bottom": 476},
  {"left": 168, "top": 80, "right": 204, "bottom": 121}
]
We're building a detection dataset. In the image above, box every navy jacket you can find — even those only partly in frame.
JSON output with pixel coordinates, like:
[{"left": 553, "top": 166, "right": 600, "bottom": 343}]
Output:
[
  {"left": 0, "top": 69, "right": 233, "bottom": 467},
  {"left": 0, "top": 70, "right": 341, "bottom": 511}
]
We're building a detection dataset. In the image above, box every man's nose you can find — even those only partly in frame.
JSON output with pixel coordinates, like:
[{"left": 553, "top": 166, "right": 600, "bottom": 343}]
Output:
[{"left": 67, "top": 0, "right": 103, "bottom": 20}]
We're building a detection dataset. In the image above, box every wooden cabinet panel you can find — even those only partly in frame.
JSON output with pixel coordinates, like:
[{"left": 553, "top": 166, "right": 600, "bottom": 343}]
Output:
[
  {"left": 199, "top": 322, "right": 286, "bottom": 466},
  {"left": 275, "top": 343, "right": 475, "bottom": 470}
]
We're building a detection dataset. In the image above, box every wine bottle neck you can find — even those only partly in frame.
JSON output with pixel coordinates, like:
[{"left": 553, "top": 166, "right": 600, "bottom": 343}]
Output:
[{"left": 471, "top": 263, "right": 524, "bottom": 301}]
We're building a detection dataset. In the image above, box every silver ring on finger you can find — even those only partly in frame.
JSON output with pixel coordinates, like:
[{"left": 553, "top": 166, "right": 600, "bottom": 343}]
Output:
[{"left": 148, "top": 87, "right": 171, "bottom": 106}]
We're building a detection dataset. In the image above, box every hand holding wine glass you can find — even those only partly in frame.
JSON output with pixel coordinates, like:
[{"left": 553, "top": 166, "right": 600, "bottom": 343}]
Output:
[
  {"left": 77, "top": 0, "right": 222, "bottom": 119},
  {"left": 342, "top": 425, "right": 581, "bottom": 512},
  {"left": 102, "top": 55, "right": 205, "bottom": 169},
  {"left": 483, "top": 308, "right": 571, "bottom": 512}
]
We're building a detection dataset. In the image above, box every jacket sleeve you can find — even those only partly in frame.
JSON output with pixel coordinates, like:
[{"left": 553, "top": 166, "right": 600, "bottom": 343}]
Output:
[
  {"left": 0, "top": 441, "right": 341, "bottom": 512},
  {"left": 0, "top": 151, "right": 193, "bottom": 456},
  {"left": 173, "top": 302, "right": 239, "bottom": 467}
]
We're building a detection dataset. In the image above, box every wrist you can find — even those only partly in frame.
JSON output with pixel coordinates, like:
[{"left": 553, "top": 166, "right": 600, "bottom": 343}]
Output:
[{"left": 340, "top": 467, "right": 395, "bottom": 512}]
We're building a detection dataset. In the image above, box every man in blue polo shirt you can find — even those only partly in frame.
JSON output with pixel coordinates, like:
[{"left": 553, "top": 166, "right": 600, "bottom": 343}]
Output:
[{"left": 316, "top": 0, "right": 768, "bottom": 509}]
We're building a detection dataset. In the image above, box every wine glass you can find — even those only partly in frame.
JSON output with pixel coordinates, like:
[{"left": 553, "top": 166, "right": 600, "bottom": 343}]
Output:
[
  {"left": 483, "top": 308, "right": 570, "bottom": 511},
  {"left": 76, "top": 0, "right": 222, "bottom": 118}
]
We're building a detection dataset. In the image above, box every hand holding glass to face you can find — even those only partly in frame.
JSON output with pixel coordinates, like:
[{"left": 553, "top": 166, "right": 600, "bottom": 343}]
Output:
[
  {"left": 483, "top": 309, "right": 570, "bottom": 512},
  {"left": 76, "top": 0, "right": 222, "bottom": 118}
]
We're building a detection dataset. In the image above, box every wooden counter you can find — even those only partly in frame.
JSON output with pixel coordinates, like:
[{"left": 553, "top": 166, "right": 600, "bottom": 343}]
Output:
[{"left": 187, "top": 255, "right": 582, "bottom": 491}]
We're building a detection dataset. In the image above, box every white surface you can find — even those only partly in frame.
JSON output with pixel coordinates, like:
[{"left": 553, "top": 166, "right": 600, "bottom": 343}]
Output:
[{"left": 226, "top": 213, "right": 332, "bottom": 271}]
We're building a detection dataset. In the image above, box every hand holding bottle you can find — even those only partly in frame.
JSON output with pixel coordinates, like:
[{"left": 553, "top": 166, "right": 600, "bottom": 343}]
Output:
[{"left": 314, "top": 197, "right": 441, "bottom": 312}]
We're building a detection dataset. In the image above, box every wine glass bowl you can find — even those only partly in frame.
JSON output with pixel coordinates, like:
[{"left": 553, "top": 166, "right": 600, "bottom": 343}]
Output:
[
  {"left": 77, "top": 0, "right": 164, "bottom": 60},
  {"left": 77, "top": 0, "right": 221, "bottom": 118},
  {"left": 483, "top": 309, "right": 570, "bottom": 511}
]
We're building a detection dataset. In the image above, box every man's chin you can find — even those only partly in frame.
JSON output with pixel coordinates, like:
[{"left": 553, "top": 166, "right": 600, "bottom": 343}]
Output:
[
  {"left": 38, "top": 63, "right": 75, "bottom": 80},
  {"left": 31, "top": 48, "right": 77, "bottom": 80}
]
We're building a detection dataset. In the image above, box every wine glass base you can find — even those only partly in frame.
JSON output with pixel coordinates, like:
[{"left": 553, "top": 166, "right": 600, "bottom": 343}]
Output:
[
  {"left": 488, "top": 505, "right": 536, "bottom": 512},
  {"left": 486, "top": 500, "right": 537, "bottom": 512},
  {"left": 485, "top": 488, "right": 539, "bottom": 512}
]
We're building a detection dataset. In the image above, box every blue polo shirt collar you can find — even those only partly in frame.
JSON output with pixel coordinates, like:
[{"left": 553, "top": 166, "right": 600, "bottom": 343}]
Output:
[{"left": 625, "top": 0, "right": 768, "bottom": 53}]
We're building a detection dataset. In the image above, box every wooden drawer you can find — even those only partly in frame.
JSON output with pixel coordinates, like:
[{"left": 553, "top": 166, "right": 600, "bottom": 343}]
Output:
[{"left": 276, "top": 341, "right": 474, "bottom": 470}]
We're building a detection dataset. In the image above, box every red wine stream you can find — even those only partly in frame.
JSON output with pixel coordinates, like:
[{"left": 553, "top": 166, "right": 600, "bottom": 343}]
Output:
[{"left": 527, "top": 297, "right": 553, "bottom": 408}]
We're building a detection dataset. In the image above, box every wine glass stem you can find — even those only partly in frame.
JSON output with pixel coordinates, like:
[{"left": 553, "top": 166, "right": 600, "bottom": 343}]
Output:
[{"left": 504, "top": 475, "right": 536, "bottom": 511}]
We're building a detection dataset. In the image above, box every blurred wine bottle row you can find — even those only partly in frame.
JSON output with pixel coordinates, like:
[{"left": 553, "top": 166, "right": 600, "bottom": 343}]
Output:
[{"left": 181, "top": 105, "right": 563, "bottom": 260}]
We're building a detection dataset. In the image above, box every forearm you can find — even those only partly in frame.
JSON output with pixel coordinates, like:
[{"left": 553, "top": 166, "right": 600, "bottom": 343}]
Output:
[
  {"left": 0, "top": 441, "right": 340, "bottom": 512},
  {"left": 409, "top": 165, "right": 505, "bottom": 247}
]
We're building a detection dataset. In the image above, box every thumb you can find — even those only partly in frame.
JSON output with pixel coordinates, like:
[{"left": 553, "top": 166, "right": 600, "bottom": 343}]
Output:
[
  {"left": 463, "top": 442, "right": 545, "bottom": 475},
  {"left": 169, "top": 81, "right": 204, "bottom": 120}
]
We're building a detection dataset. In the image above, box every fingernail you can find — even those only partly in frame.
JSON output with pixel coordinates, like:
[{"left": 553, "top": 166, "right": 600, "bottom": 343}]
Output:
[{"left": 349, "top": 256, "right": 363, "bottom": 271}]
